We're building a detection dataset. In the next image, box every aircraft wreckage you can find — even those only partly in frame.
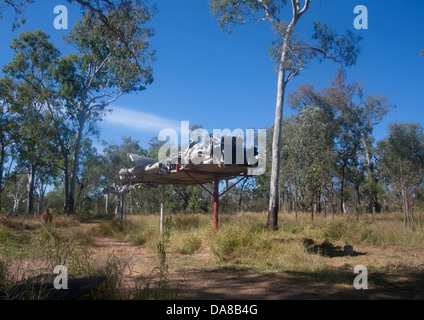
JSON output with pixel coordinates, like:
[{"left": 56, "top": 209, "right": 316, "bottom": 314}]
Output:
[{"left": 103, "top": 135, "right": 265, "bottom": 231}]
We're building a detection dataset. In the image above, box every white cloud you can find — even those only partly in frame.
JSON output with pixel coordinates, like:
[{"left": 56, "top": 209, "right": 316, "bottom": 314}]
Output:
[{"left": 104, "top": 106, "right": 181, "bottom": 133}]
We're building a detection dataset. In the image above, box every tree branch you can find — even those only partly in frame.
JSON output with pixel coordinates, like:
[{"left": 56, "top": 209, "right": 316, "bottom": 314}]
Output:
[
  {"left": 89, "top": 90, "right": 125, "bottom": 110},
  {"left": 286, "top": 66, "right": 306, "bottom": 83},
  {"left": 298, "top": 0, "right": 311, "bottom": 18},
  {"left": 257, "top": 0, "right": 280, "bottom": 26},
  {"left": 291, "top": 0, "right": 299, "bottom": 18},
  {"left": 239, "top": 16, "right": 268, "bottom": 24},
  {"left": 298, "top": 46, "right": 342, "bottom": 63},
  {"left": 73, "top": 0, "right": 138, "bottom": 62}
]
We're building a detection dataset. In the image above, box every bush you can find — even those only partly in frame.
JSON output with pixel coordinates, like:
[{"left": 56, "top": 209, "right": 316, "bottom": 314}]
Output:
[
  {"left": 171, "top": 214, "right": 208, "bottom": 231},
  {"left": 95, "top": 220, "right": 119, "bottom": 237},
  {"left": 130, "top": 224, "right": 156, "bottom": 245},
  {"left": 211, "top": 223, "right": 272, "bottom": 263},
  {"left": 210, "top": 219, "right": 328, "bottom": 272},
  {"left": 171, "top": 232, "right": 203, "bottom": 255},
  {"left": 323, "top": 221, "right": 348, "bottom": 241},
  {"left": 0, "top": 259, "right": 9, "bottom": 291}
]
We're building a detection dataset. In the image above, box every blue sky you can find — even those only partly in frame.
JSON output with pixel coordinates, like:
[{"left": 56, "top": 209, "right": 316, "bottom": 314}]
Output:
[{"left": 0, "top": 0, "right": 423, "bottom": 151}]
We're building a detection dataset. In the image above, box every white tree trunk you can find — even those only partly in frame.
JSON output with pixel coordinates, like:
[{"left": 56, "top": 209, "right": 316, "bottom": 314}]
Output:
[{"left": 69, "top": 113, "right": 86, "bottom": 215}]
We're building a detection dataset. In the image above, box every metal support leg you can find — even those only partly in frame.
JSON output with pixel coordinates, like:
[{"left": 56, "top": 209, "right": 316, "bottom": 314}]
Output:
[
  {"left": 214, "top": 174, "right": 219, "bottom": 232},
  {"left": 120, "top": 194, "right": 124, "bottom": 220},
  {"left": 180, "top": 169, "right": 251, "bottom": 232},
  {"left": 160, "top": 185, "right": 165, "bottom": 235}
]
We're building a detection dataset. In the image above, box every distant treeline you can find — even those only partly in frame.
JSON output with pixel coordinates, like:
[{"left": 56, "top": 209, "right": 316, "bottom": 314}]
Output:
[{"left": 2, "top": 70, "right": 424, "bottom": 231}]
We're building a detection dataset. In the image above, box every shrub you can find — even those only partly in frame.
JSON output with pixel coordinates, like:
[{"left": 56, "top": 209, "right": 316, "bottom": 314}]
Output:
[
  {"left": 210, "top": 220, "right": 328, "bottom": 272},
  {"left": 171, "top": 214, "right": 208, "bottom": 231},
  {"left": 211, "top": 223, "right": 272, "bottom": 263},
  {"left": 323, "top": 221, "right": 348, "bottom": 241},
  {"left": 171, "top": 232, "right": 202, "bottom": 255}
]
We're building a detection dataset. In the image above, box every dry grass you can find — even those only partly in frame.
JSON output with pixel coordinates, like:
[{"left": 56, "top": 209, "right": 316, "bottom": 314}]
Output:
[
  {"left": 85, "top": 211, "right": 424, "bottom": 274},
  {"left": 1, "top": 211, "right": 423, "bottom": 299},
  {"left": 83, "top": 211, "right": 424, "bottom": 272}
]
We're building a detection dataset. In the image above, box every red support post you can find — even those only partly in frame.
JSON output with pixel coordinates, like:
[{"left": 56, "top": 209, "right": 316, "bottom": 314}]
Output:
[
  {"left": 213, "top": 174, "right": 219, "bottom": 232},
  {"left": 179, "top": 168, "right": 252, "bottom": 232}
]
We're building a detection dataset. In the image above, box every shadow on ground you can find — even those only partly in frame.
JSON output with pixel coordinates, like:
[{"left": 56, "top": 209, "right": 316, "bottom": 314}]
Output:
[
  {"left": 307, "top": 240, "right": 366, "bottom": 258},
  {"left": 173, "top": 265, "right": 424, "bottom": 300}
]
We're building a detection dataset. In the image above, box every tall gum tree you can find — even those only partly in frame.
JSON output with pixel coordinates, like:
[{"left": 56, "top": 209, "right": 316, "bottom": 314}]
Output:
[
  {"left": 0, "top": 77, "right": 22, "bottom": 211},
  {"left": 287, "top": 69, "right": 393, "bottom": 217},
  {"left": 0, "top": 0, "right": 149, "bottom": 39},
  {"left": 54, "top": 5, "right": 155, "bottom": 215},
  {"left": 378, "top": 123, "right": 424, "bottom": 229},
  {"left": 3, "top": 30, "right": 75, "bottom": 214},
  {"left": 209, "top": 0, "right": 362, "bottom": 229}
]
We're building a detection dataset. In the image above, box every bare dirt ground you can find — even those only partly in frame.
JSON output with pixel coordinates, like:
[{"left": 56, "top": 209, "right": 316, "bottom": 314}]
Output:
[
  {"left": 87, "top": 225, "right": 424, "bottom": 300},
  {"left": 2, "top": 218, "right": 423, "bottom": 300}
]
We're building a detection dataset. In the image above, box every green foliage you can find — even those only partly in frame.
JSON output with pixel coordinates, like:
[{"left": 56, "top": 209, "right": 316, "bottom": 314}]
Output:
[
  {"left": 2, "top": 0, "right": 156, "bottom": 215},
  {"left": 210, "top": 219, "right": 328, "bottom": 272},
  {"left": 0, "top": 0, "right": 421, "bottom": 229},
  {"left": 0, "top": 259, "right": 9, "bottom": 291},
  {"left": 136, "top": 216, "right": 180, "bottom": 300},
  {"left": 211, "top": 223, "right": 270, "bottom": 263},
  {"left": 93, "top": 217, "right": 157, "bottom": 246},
  {"left": 323, "top": 221, "right": 348, "bottom": 241},
  {"left": 377, "top": 123, "right": 424, "bottom": 227},
  {"left": 102, "top": 137, "right": 148, "bottom": 186},
  {"left": 312, "top": 22, "right": 361, "bottom": 67},
  {"left": 85, "top": 254, "right": 129, "bottom": 300},
  {"left": 35, "top": 225, "right": 76, "bottom": 269},
  {"left": 210, "top": 0, "right": 361, "bottom": 73},
  {"left": 172, "top": 233, "right": 203, "bottom": 255},
  {"left": 0, "top": 0, "right": 34, "bottom": 30},
  {"left": 171, "top": 214, "right": 206, "bottom": 231},
  {"left": 378, "top": 123, "right": 424, "bottom": 183},
  {"left": 0, "top": 223, "right": 31, "bottom": 255}
]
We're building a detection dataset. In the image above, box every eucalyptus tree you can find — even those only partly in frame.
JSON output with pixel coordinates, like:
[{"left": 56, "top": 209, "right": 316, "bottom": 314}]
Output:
[
  {"left": 101, "top": 137, "right": 149, "bottom": 214},
  {"left": 1, "top": 0, "right": 152, "bottom": 43},
  {"left": 6, "top": 69, "right": 64, "bottom": 215},
  {"left": 35, "top": 150, "right": 60, "bottom": 215},
  {"left": 0, "top": 77, "right": 51, "bottom": 215},
  {"left": 1, "top": 1, "right": 156, "bottom": 74},
  {"left": 0, "top": 76, "right": 22, "bottom": 211},
  {"left": 73, "top": 138, "right": 103, "bottom": 214},
  {"left": 377, "top": 123, "right": 424, "bottom": 229},
  {"left": 5, "top": 173, "right": 28, "bottom": 215},
  {"left": 102, "top": 137, "right": 148, "bottom": 189},
  {"left": 209, "top": 0, "right": 361, "bottom": 229},
  {"left": 282, "top": 107, "right": 334, "bottom": 220},
  {"left": 288, "top": 70, "right": 392, "bottom": 215},
  {"left": 329, "top": 70, "right": 392, "bottom": 216},
  {"left": 3, "top": 30, "right": 75, "bottom": 214},
  {"left": 0, "top": 0, "right": 34, "bottom": 30},
  {"left": 13, "top": 87, "right": 52, "bottom": 214},
  {"left": 53, "top": 4, "right": 155, "bottom": 214}
]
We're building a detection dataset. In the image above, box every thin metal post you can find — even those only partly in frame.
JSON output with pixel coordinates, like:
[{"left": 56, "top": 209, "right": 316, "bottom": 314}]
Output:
[
  {"left": 213, "top": 174, "right": 219, "bottom": 232},
  {"left": 120, "top": 194, "right": 124, "bottom": 220},
  {"left": 160, "top": 185, "right": 165, "bottom": 235}
]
